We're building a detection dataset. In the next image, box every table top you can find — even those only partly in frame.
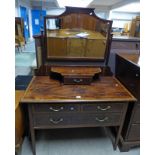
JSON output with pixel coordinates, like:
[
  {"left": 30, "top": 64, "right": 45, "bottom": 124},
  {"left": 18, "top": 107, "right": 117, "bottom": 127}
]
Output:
[
  {"left": 47, "top": 29, "right": 106, "bottom": 40},
  {"left": 117, "top": 53, "right": 140, "bottom": 67},
  {"left": 112, "top": 36, "right": 140, "bottom": 42},
  {"left": 21, "top": 76, "right": 136, "bottom": 103}
]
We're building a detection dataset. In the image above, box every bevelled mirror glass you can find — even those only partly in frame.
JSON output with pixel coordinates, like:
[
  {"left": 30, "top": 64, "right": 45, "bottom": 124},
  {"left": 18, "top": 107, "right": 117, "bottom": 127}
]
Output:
[{"left": 45, "top": 12, "right": 111, "bottom": 61}]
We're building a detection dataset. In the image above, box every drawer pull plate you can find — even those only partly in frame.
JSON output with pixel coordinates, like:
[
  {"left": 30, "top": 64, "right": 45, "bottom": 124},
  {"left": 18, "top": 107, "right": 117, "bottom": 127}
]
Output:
[
  {"left": 97, "top": 105, "right": 111, "bottom": 111},
  {"left": 73, "top": 79, "right": 83, "bottom": 83},
  {"left": 95, "top": 117, "right": 108, "bottom": 122},
  {"left": 49, "top": 106, "right": 64, "bottom": 112},
  {"left": 49, "top": 118, "right": 63, "bottom": 124}
]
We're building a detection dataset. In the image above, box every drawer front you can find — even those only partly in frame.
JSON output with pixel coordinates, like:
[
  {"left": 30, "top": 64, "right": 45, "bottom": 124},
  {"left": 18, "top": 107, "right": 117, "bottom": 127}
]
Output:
[
  {"left": 33, "top": 114, "right": 74, "bottom": 127},
  {"left": 111, "top": 41, "right": 140, "bottom": 50},
  {"left": 82, "top": 103, "right": 124, "bottom": 113},
  {"left": 64, "top": 77, "right": 92, "bottom": 85},
  {"left": 80, "top": 113, "right": 122, "bottom": 126},
  {"left": 32, "top": 104, "right": 80, "bottom": 113},
  {"left": 126, "top": 124, "right": 140, "bottom": 141},
  {"left": 33, "top": 113, "right": 122, "bottom": 128}
]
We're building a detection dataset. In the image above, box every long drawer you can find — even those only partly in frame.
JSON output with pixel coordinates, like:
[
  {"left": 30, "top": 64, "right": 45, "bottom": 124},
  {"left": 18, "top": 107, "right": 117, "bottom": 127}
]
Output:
[
  {"left": 33, "top": 113, "right": 122, "bottom": 128},
  {"left": 32, "top": 104, "right": 80, "bottom": 113},
  {"left": 82, "top": 103, "right": 124, "bottom": 113},
  {"left": 32, "top": 103, "right": 125, "bottom": 113}
]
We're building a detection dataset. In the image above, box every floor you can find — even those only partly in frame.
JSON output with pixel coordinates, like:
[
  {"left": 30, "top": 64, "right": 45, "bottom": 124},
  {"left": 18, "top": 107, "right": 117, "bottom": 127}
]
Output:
[
  {"left": 20, "top": 128, "right": 139, "bottom": 155},
  {"left": 15, "top": 40, "right": 36, "bottom": 77},
  {"left": 16, "top": 40, "right": 140, "bottom": 155}
]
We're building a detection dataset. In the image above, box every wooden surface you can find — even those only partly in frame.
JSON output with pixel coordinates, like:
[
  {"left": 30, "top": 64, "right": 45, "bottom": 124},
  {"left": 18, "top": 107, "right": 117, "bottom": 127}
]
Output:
[
  {"left": 51, "top": 66, "right": 101, "bottom": 76},
  {"left": 21, "top": 76, "right": 136, "bottom": 103},
  {"left": 22, "top": 75, "right": 135, "bottom": 155},
  {"left": 116, "top": 54, "right": 140, "bottom": 151},
  {"left": 47, "top": 29, "right": 106, "bottom": 39},
  {"left": 112, "top": 36, "right": 140, "bottom": 42},
  {"left": 116, "top": 53, "right": 140, "bottom": 66},
  {"left": 15, "top": 90, "right": 25, "bottom": 110},
  {"left": 43, "top": 6, "right": 112, "bottom": 63},
  {"left": 47, "top": 29, "right": 107, "bottom": 58},
  {"left": 15, "top": 90, "right": 25, "bottom": 148},
  {"left": 109, "top": 37, "right": 140, "bottom": 74},
  {"left": 50, "top": 66, "right": 102, "bottom": 85}
]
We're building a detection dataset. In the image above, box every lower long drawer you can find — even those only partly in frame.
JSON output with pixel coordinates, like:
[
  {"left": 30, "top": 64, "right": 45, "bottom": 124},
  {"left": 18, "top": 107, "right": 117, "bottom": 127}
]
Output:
[{"left": 33, "top": 113, "right": 122, "bottom": 128}]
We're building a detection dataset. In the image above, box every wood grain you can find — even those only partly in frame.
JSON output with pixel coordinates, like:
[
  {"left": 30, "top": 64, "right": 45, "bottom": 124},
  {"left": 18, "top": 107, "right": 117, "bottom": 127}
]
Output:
[
  {"left": 116, "top": 53, "right": 140, "bottom": 66},
  {"left": 15, "top": 90, "right": 25, "bottom": 148},
  {"left": 21, "top": 76, "right": 136, "bottom": 103},
  {"left": 51, "top": 66, "right": 101, "bottom": 76}
]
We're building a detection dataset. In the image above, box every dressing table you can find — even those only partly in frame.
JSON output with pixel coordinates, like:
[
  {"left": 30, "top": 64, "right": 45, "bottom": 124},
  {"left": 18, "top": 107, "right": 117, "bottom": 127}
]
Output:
[
  {"left": 21, "top": 76, "right": 136, "bottom": 155},
  {"left": 21, "top": 7, "right": 136, "bottom": 155}
]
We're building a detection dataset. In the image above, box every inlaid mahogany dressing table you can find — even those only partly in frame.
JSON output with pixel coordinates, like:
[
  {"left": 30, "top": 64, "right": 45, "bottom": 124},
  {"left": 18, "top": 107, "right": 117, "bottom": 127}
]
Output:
[
  {"left": 22, "top": 7, "right": 136, "bottom": 155},
  {"left": 21, "top": 76, "right": 136, "bottom": 155}
]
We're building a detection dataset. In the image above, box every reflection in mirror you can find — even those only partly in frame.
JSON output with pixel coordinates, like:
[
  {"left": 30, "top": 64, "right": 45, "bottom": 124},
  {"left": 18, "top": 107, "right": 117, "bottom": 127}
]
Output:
[
  {"left": 46, "top": 19, "right": 61, "bottom": 30},
  {"left": 46, "top": 28, "right": 107, "bottom": 59},
  {"left": 45, "top": 16, "right": 111, "bottom": 60}
]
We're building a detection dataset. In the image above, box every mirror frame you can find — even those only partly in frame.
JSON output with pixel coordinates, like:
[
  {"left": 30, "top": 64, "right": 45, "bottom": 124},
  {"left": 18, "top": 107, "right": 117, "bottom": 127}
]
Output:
[{"left": 44, "top": 6, "right": 113, "bottom": 64}]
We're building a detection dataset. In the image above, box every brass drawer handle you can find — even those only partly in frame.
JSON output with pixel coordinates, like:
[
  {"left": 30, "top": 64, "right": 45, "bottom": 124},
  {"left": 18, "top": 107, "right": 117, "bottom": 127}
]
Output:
[
  {"left": 49, "top": 118, "right": 63, "bottom": 124},
  {"left": 95, "top": 117, "right": 108, "bottom": 122},
  {"left": 49, "top": 106, "right": 64, "bottom": 112},
  {"left": 97, "top": 106, "right": 111, "bottom": 111},
  {"left": 73, "top": 79, "right": 83, "bottom": 83}
]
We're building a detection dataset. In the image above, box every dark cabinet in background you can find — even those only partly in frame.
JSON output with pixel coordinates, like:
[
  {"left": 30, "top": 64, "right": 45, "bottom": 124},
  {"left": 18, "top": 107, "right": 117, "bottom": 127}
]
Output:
[{"left": 115, "top": 53, "right": 140, "bottom": 151}]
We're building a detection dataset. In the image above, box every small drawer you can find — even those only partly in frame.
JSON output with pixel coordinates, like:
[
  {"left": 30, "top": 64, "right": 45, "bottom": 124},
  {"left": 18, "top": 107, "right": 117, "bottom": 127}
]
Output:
[
  {"left": 33, "top": 113, "right": 73, "bottom": 127},
  {"left": 64, "top": 76, "right": 92, "bottom": 85},
  {"left": 82, "top": 103, "right": 124, "bottom": 113},
  {"left": 32, "top": 104, "right": 79, "bottom": 113}
]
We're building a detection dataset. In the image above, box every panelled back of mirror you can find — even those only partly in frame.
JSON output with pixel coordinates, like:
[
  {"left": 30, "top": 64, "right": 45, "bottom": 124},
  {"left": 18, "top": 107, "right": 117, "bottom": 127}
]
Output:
[{"left": 44, "top": 7, "right": 112, "bottom": 64}]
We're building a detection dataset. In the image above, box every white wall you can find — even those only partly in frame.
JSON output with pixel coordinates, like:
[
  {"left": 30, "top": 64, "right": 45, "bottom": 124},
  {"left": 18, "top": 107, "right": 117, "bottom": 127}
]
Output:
[
  {"left": 15, "top": 0, "right": 20, "bottom": 17},
  {"left": 46, "top": 8, "right": 109, "bottom": 20},
  {"left": 109, "top": 11, "right": 139, "bottom": 28},
  {"left": 46, "top": 8, "right": 65, "bottom": 15}
]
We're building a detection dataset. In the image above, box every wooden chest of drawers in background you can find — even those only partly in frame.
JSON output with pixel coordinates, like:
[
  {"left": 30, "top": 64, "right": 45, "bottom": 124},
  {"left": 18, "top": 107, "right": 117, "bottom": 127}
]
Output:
[
  {"left": 115, "top": 53, "right": 140, "bottom": 151},
  {"left": 109, "top": 36, "right": 140, "bottom": 74}
]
